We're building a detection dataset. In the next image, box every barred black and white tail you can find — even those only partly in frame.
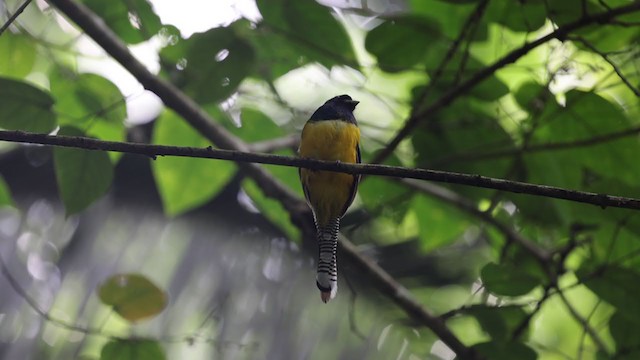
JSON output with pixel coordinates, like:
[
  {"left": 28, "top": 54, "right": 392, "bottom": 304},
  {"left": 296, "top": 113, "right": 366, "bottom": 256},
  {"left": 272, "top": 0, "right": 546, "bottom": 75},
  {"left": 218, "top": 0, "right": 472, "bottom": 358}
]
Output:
[{"left": 316, "top": 217, "right": 340, "bottom": 303}]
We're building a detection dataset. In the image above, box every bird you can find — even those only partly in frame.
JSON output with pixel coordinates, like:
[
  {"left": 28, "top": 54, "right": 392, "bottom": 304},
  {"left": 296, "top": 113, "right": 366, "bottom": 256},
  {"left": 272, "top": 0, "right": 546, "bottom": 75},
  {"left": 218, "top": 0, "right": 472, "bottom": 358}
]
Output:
[{"left": 298, "top": 94, "right": 361, "bottom": 303}]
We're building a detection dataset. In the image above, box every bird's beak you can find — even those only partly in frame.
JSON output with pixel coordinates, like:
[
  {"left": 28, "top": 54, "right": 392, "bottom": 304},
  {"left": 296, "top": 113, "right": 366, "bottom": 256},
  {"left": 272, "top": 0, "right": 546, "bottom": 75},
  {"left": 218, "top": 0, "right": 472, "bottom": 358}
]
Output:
[{"left": 348, "top": 100, "right": 360, "bottom": 106}]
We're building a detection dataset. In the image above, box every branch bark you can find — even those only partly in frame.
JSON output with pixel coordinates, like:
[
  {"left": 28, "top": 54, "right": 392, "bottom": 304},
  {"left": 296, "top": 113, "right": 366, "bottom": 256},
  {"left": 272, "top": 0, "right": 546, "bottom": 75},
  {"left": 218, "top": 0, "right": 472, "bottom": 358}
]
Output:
[
  {"left": 371, "top": 2, "right": 640, "bottom": 164},
  {"left": 3, "top": 129, "right": 640, "bottom": 211},
  {"left": 0, "top": 0, "right": 33, "bottom": 35}
]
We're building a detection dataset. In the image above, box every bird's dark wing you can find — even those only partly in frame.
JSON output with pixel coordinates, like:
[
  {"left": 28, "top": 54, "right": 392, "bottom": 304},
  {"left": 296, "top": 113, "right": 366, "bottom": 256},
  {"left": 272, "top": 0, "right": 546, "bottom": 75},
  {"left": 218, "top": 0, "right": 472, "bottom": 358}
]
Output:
[{"left": 340, "top": 143, "right": 360, "bottom": 217}]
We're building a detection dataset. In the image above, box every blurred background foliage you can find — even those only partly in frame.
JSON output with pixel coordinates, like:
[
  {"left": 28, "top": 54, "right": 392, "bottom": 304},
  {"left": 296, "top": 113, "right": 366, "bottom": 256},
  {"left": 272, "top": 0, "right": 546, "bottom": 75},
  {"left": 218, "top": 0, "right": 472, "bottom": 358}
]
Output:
[{"left": 0, "top": 0, "right": 639, "bottom": 359}]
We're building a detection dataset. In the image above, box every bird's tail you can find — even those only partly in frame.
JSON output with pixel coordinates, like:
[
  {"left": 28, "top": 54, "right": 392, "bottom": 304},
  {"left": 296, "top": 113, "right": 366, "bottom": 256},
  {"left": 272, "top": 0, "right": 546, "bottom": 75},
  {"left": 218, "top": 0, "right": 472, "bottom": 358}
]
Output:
[{"left": 316, "top": 217, "right": 339, "bottom": 303}]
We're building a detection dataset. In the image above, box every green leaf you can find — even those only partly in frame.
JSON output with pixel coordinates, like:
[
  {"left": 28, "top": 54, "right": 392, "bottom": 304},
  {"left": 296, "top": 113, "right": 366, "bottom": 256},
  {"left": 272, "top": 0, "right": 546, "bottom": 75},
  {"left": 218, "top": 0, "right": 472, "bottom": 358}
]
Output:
[
  {"left": 472, "top": 341, "right": 537, "bottom": 360},
  {"left": 0, "top": 77, "right": 56, "bottom": 133},
  {"left": 256, "top": 0, "right": 356, "bottom": 69},
  {"left": 100, "top": 339, "right": 165, "bottom": 360},
  {"left": 0, "top": 33, "right": 36, "bottom": 78},
  {"left": 578, "top": 265, "right": 640, "bottom": 323},
  {"left": 50, "top": 71, "right": 126, "bottom": 154},
  {"left": 98, "top": 273, "right": 167, "bottom": 322},
  {"left": 412, "top": 102, "right": 514, "bottom": 200},
  {"left": 408, "top": 0, "right": 488, "bottom": 40},
  {"left": 0, "top": 175, "right": 14, "bottom": 207},
  {"left": 412, "top": 195, "right": 471, "bottom": 251},
  {"left": 171, "top": 27, "right": 255, "bottom": 104},
  {"left": 365, "top": 16, "right": 441, "bottom": 73},
  {"left": 464, "top": 305, "right": 529, "bottom": 341},
  {"left": 53, "top": 127, "right": 114, "bottom": 215},
  {"left": 485, "top": 0, "right": 546, "bottom": 32},
  {"left": 514, "top": 81, "right": 553, "bottom": 114},
  {"left": 229, "top": 108, "right": 286, "bottom": 142},
  {"left": 152, "top": 110, "right": 236, "bottom": 215},
  {"left": 480, "top": 262, "right": 539, "bottom": 296},
  {"left": 610, "top": 311, "right": 640, "bottom": 352},
  {"left": 82, "top": 0, "right": 162, "bottom": 44},
  {"left": 242, "top": 179, "right": 300, "bottom": 240}
]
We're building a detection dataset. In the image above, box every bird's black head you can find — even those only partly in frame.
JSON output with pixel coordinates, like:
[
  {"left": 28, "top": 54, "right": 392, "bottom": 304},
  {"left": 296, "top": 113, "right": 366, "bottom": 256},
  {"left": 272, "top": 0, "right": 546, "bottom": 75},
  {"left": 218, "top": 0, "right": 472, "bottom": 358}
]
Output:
[{"left": 309, "top": 94, "right": 359, "bottom": 124}]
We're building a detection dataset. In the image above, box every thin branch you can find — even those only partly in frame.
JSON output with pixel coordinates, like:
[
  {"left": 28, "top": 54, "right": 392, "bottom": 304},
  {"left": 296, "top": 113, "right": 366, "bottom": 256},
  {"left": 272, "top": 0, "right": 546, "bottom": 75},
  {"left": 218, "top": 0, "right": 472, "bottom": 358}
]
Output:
[
  {"left": 432, "top": 124, "right": 640, "bottom": 166},
  {"left": 571, "top": 35, "right": 640, "bottom": 97},
  {"left": 337, "top": 234, "right": 478, "bottom": 359},
  {"left": 0, "top": 252, "right": 116, "bottom": 337},
  {"left": 3, "top": 129, "right": 640, "bottom": 211},
  {"left": 412, "top": 0, "right": 489, "bottom": 112},
  {"left": 0, "top": 0, "right": 33, "bottom": 35},
  {"left": 372, "top": 2, "right": 640, "bottom": 164},
  {"left": 399, "top": 179, "right": 551, "bottom": 263},
  {"left": 557, "top": 291, "right": 609, "bottom": 355}
]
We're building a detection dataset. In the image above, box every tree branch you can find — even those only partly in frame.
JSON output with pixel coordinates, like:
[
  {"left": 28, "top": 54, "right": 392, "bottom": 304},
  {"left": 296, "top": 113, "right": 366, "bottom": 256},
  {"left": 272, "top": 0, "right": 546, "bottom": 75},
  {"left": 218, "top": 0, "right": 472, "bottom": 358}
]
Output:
[
  {"left": 43, "top": 0, "right": 480, "bottom": 356},
  {"left": 3, "top": 129, "right": 640, "bottom": 211},
  {"left": 431, "top": 124, "right": 640, "bottom": 166},
  {"left": 570, "top": 35, "right": 640, "bottom": 97},
  {"left": 0, "top": 0, "right": 33, "bottom": 36},
  {"left": 399, "top": 179, "right": 551, "bottom": 263},
  {"left": 372, "top": 2, "right": 640, "bottom": 164},
  {"left": 556, "top": 291, "right": 610, "bottom": 355}
]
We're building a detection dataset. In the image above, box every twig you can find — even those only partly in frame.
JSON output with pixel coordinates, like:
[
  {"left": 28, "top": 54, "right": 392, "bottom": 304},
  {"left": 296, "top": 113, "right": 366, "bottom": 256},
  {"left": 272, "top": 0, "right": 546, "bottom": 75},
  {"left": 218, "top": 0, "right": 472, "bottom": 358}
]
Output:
[
  {"left": 431, "top": 125, "right": 640, "bottom": 165},
  {"left": 399, "top": 179, "right": 551, "bottom": 263},
  {"left": 372, "top": 2, "right": 640, "bottom": 164},
  {"left": 0, "top": 252, "right": 115, "bottom": 337},
  {"left": 3, "top": 129, "right": 640, "bottom": 211},
  {"left": 0, "top": 0, "right": 33, "bottom": 36},
  {"left": 412, "top": 0, "right": 489, "bottom": 112},
  {"left": 570, "top": 36, "right": 640, "bottom": 97},
  {"left": 338, "top": 234, "right": 479, "bottom": 359},
  {"left": 557, "top": 291, "right": 609, "bottom": 355}
]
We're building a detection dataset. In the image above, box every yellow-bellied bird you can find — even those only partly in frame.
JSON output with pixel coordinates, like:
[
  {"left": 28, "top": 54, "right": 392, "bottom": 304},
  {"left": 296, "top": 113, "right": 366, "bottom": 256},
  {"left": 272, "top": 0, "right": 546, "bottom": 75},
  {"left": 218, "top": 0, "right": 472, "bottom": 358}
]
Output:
[{"left": 299, "top": 95, "right": 361, "bottom": 303}]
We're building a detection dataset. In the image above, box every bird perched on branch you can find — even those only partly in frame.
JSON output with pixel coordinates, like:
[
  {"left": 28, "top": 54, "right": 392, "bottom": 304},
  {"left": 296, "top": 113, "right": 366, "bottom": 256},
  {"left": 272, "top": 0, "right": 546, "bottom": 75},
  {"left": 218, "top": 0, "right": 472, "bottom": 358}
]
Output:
[{"left": 298, "top": 95, "right": 361, "bottom": 303}]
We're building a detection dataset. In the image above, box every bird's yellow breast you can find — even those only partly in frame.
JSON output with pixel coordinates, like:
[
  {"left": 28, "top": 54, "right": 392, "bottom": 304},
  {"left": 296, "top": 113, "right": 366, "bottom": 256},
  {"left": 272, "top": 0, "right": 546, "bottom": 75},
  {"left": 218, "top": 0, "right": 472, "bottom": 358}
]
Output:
[{"left": 299, "top": 120, "right": 360, "bottom": 225}]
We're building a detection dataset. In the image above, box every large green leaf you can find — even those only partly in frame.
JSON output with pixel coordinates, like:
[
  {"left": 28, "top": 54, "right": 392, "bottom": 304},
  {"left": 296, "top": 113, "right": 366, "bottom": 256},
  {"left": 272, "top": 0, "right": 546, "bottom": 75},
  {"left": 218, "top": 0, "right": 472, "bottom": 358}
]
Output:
[
  {"left": 163, "top": 26, "right": 256, "bottom": 104},
  {"left": 412, "top": 195, "right": 471, "bottom": 251},
  {"left": 152, "top": 110, "right": 236, "bottom": 216},
  {"left": 98, "top": 273, "right": 167, "bottom": 322},
  {"left": 50, "top": 71, "right": 126, "bottom": 145},
  {"left": 578, "top": 265, "right": 640, "bottom": 323},
  {"left": 480, "top": 262, "right": 540, "bottom": 297},
  {"left": 464, "top": 305, "right": 529, "bottom": 341},
  {"left": 365, "top": 16, "right": 441, "bottom": 73},
  {"left": 256, "top": 0, "right": 356, "bottom": 69},
  {"left": 412, "top": 101, "right": 514, "bottom": 200},
  {"left": 53, "top": 127, "right": 114, "bottom": 215},
  {"left": 610, "top": 311, "right": 640, "bottom": 353},
  {"left": 100, "top": 339, "right": 165, "bottom": 360},
  {"left": 408, "top": 0, "right": 488, "bottom": 40},
  {"left": 0, "top": 78, "right": 56, "bottom": 133},
  {"left": 0, "top": 33, "right": 36, "bottom": 78},
  {"left": 485, "top": 0, "right": 546, "bottom": 32},
  {"left": 81, "top": 0, "right": 162, "bottom": 44}
]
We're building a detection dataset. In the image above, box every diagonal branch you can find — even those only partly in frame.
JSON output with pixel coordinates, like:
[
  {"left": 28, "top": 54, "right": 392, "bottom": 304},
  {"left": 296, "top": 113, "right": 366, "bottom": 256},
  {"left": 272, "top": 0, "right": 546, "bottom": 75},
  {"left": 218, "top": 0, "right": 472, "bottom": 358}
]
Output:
[
  {"left": 0, "top": 0, "right": 33, "bottom": 36},
  {"left": 399, "top": 179, "right": 551, "bottom": 263},
  {"left": 570, "top": 35, "right": 640, "bottom": 97},
  {"left": 3, "top": 130, "right": 640, "bottom": 210},
  {"left": 371, "top": 2, "right": 640, "bottom": 164}
]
